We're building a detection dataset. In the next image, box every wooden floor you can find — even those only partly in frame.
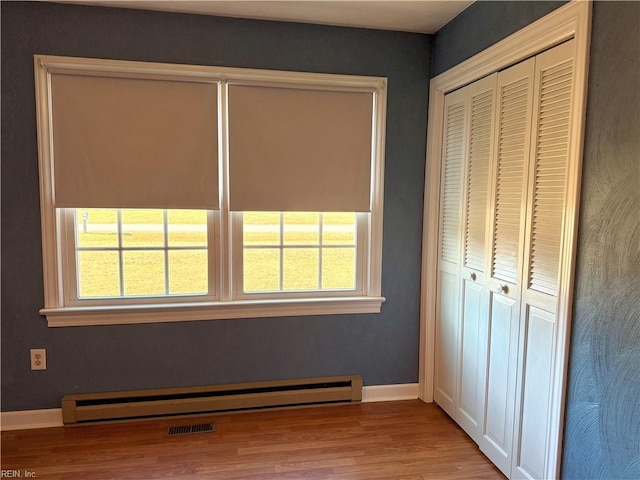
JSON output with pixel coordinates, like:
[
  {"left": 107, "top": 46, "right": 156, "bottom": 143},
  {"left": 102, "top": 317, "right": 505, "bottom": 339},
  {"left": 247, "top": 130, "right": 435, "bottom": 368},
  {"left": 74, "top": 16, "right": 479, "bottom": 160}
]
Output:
[{"left": 1, "top": 400, "right": 504, "bottom": 480}]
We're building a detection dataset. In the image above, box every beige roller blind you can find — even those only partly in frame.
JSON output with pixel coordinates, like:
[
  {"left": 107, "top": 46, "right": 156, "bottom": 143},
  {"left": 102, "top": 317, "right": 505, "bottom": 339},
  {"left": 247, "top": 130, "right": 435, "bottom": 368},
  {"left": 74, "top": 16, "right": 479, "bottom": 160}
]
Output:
[
  {"left": 227, "top": 84, "right": 373, "bottom": 212},
  {"left": 50, "top": 73, "right": 219, "bottom": 209}
]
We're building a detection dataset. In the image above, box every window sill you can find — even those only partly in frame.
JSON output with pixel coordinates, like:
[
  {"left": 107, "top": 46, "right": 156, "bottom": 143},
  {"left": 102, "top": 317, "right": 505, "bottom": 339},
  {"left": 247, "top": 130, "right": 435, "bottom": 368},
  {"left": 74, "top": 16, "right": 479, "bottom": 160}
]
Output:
[{"left": 40, "top": 296, "right": 386, "bottom": 327}]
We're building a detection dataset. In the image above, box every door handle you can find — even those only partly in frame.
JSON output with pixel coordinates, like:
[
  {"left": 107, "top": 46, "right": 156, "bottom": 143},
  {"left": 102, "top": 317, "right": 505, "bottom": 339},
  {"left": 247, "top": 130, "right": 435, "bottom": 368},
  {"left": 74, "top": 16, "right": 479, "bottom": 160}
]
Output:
[
  {"left": 469, "top": 272, "right": 476, "bottom": 281},
  {"left": 497, "top": 284, "right": 508, "bottom": 294}
]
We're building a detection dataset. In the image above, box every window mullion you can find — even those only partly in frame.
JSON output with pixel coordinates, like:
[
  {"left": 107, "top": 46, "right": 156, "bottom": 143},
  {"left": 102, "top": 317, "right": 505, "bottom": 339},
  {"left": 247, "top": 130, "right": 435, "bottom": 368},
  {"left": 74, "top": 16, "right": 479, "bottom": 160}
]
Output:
[
  {"left": 77, "top": 246, "right": 207, "bottom": 252},
  {"left": 244, "top": 244, "right": 350, "bottom": 250},
  {"left": 219, "top": 80, "right": 233, "bottom": 302},
  {"left": 117, "top": 209, "right": 124, "bottom": 296},
  {"left": 318, "top": 213, "right": 323, "bottom": 290},
  {"left": 65, "top": 209, "right": 80, "bottom": 303},
  {"left": 279, "top": 212, "right": 284, "bottom": 291},
  {"left": 207, "top": 210, "right": 218, "bottom": 299},
  {"left": 356, "top": 212, "right": 368, "bottom": 294},
  {"left": 163, "top": 210, "right": 169, "bottom": 295}
]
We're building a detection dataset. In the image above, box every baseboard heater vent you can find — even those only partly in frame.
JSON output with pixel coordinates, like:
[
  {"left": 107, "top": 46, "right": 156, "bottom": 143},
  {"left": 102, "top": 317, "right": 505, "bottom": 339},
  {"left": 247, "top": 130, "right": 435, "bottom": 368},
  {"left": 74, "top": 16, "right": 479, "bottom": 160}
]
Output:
[{"left": 62, "top": 375, "right": 362, "bottom": 425}]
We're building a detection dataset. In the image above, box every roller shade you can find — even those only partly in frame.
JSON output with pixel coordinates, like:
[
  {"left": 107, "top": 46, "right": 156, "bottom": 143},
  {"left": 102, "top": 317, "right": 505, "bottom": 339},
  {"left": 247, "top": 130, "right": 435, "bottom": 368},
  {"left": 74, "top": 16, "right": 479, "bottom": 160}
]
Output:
[
  {"left": 228, "top": 85, "right": 373, "bottom": 212},
  {"left": 50, "top": 73, "right": 219, "bottom": 209}
]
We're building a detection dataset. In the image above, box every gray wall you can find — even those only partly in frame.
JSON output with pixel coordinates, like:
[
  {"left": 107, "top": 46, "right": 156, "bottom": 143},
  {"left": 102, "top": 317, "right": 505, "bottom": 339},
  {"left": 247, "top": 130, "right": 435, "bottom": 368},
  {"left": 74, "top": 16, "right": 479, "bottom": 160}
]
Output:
[
  {"left": 1, "top": 1, "right": 430, "bottom": 410},
  {"left": 433, "top": 1, "right": 640, "bottom": 478}
]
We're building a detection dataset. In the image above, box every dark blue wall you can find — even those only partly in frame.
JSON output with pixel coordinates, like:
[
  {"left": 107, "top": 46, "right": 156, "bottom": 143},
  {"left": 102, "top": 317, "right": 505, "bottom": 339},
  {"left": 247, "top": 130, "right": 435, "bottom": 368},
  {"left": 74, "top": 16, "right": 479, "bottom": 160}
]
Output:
[
  {"left": 1, "top": 1, "right": 430, "bottom": 410},
  {"left": 563, "top": 2, "right": 640, "bottom": 478},
  {"left": 434, "top": 2, "right": 640, "bottom": 478},
  {"left": 432, "top": 1, "right": 566, "bottom": 76}
]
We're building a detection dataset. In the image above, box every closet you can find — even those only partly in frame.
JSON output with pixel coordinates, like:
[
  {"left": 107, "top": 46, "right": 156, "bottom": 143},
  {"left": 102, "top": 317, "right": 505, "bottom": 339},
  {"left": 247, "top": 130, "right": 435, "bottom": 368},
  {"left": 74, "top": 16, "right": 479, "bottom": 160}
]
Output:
[{"left": 434, "top": 39, "right": 576, "bottom": 479}]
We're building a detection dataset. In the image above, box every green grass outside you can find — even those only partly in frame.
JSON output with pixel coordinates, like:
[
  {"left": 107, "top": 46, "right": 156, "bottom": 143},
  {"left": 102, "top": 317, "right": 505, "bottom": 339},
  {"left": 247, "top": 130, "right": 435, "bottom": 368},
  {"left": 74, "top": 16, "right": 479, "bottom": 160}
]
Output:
[{"left": 76, "top": 210, "right": 356, "bottom": 298}]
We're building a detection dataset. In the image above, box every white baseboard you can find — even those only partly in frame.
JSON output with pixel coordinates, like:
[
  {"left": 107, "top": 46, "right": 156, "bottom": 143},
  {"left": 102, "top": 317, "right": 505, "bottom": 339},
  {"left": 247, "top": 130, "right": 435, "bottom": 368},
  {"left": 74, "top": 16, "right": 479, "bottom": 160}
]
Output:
[
  {"left": 1, "top": 383, "right": 420, "bottom": 431},
  {"left": 361, "top": 383, "right": 420, "bottom": 403},
  {"left": 1, "top": 408, "right": 63, "bottom": 431}
]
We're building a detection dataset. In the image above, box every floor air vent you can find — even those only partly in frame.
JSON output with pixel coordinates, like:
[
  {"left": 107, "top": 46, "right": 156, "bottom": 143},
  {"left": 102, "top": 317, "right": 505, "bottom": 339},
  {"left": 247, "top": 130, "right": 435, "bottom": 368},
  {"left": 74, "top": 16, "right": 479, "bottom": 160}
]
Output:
[
  {"left": 168, "top": 423, "right": 215, "bottom": 436},
  {"left": 62, "top": 375, "right": 362, "bottom": 425}
]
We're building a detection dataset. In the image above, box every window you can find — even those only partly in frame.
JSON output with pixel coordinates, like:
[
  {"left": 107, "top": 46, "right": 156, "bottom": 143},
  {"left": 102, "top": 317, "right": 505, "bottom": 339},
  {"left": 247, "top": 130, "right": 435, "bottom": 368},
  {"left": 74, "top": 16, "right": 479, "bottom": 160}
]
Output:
[
  {"left": 66, "top": 209, "right": 212, "bottom": 302},
  {"left": 236, "top": 212, "right": 365, "bottom": 295},
  {"left": 35, "top": 55, "right": 386, "bottom": 326}
]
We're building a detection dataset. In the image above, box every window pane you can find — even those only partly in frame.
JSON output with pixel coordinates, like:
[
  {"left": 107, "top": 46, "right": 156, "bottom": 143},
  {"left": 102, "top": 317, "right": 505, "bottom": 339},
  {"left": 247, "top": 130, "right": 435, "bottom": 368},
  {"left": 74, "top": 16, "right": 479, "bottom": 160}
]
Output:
[
  {"left": 168, "top": 250, "right": 207, "bottom": 294},
  {"left": 283, "top": 248, "right": 319, "bottom": 290},
  {"left": 123, "top": 251, "right": 165, "bottom": 295},
  {"left": 167, "top": 210, "right": 207, "bottom": 247},
  {"left": 78, "top": 251, "right": 120, "bottom": 297},
  {"left": 322, "top": 248, "right": 356, "bottom": 289},
  {"left": 322, "top": 213, "right": 356, "bottom": 245},
  {"left": 122, "top": 209, "right": 164, "bottom": 247},
  {"left": 76, "top": 208, "right": 118, "bottom": 248},
  {"left": 284, "top": 212, "right": 319, "bottom": 245},
  {"left": 244, "top": 248, "right": 280, "bottom": 292},
  {"left": 243, "top": 212, "right": 280, "bottom": 246}
]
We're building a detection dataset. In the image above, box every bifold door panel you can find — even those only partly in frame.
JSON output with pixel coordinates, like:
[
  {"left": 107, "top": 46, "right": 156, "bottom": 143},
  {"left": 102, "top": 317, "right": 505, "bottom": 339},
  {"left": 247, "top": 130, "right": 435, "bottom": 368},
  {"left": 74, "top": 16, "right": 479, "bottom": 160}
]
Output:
[{"left": 433, "top": 39, "right": 577, "bottom": 479}]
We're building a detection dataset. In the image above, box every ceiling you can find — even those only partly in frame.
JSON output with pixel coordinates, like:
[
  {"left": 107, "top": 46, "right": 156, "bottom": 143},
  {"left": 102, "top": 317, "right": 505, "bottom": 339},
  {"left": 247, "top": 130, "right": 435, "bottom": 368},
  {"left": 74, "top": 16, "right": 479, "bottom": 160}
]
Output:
[{"left": 52, "top": 1, "right": 474, "bottom": 34}]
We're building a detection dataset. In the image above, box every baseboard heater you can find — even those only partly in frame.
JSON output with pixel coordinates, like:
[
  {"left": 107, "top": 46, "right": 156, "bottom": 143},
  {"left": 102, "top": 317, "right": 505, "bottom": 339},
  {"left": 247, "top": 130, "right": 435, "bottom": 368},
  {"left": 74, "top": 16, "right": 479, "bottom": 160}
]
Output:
[{"left": 62, "top": 375, "right": 362, "bottom": 425}]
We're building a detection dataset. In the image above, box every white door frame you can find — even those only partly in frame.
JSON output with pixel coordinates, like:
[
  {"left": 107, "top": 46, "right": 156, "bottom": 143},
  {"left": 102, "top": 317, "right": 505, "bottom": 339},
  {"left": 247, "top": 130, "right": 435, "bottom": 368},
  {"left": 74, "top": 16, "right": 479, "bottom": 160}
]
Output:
[{"left": 419, "top": 1, "right": 591, "bottom": 477}]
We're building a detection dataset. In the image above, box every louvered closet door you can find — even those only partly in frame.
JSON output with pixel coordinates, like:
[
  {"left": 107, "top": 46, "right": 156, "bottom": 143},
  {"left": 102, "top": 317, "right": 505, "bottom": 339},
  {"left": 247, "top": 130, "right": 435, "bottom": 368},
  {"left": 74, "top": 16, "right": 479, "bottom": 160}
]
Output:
[
  {"left": 511, "top": 40, "right": 575, "bottom": 480},
  {"left": 434, "top": 87, "right": 468, "bottom": 418},
  {"left": 479, "top": 58, "right": 535, "bottom": 477},
  {"left": 456, "top": 74, "right": 497, "bottom": 445}
]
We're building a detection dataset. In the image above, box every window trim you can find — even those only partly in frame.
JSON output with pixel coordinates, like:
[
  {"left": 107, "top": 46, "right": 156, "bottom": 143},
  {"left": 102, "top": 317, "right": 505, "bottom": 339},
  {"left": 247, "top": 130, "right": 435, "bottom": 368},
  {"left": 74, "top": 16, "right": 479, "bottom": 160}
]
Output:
[
  {"left": 39, "top": 296, "right": 386, "bottom": 327},
  {"left": 34, "top": 55, "right": 387, "bottom": 326}
]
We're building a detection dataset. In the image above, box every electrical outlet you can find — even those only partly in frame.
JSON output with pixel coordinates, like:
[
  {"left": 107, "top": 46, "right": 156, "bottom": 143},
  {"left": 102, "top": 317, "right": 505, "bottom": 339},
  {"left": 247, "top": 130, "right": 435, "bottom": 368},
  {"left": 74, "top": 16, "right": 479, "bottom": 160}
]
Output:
[{"left": 30, "top": 349, "right": 46, "bottom": 370}]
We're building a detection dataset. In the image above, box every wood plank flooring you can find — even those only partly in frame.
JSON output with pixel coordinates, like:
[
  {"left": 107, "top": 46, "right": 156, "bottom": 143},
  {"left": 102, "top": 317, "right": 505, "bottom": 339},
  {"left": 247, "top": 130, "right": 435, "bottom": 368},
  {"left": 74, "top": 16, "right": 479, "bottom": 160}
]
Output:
[{"left": 1, "top": 400, "right": 504, "bottom": 479}]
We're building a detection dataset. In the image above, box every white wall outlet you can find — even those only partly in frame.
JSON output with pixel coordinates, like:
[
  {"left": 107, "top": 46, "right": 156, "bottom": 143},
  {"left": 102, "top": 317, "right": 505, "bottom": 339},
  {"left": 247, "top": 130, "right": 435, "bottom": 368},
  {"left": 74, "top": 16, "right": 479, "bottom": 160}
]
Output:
[{"left": 30, "top": 349, "right": 47, "bottom": 370}]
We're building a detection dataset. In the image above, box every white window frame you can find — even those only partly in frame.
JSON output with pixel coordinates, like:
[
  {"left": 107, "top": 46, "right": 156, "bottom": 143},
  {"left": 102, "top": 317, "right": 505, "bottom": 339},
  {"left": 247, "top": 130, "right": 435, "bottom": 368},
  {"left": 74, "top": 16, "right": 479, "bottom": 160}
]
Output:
[{"left": 34, "top": 55, "right": 387, "bottom": 327}]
